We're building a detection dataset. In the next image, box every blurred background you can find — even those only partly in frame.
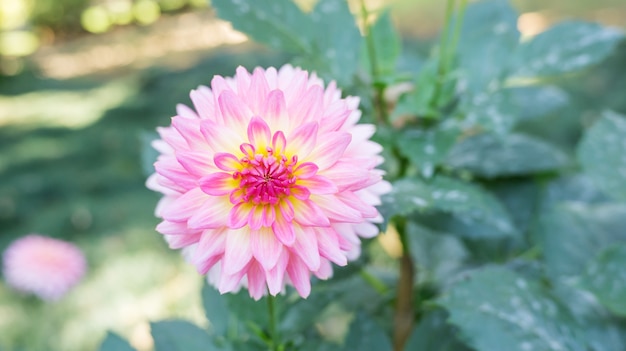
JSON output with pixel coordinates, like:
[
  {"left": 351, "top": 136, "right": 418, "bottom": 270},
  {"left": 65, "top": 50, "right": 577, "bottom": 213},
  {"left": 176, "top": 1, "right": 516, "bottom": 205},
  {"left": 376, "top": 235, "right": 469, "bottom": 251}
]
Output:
[{"left": 0, "top": 0, "right": 625, "bottom": 350}]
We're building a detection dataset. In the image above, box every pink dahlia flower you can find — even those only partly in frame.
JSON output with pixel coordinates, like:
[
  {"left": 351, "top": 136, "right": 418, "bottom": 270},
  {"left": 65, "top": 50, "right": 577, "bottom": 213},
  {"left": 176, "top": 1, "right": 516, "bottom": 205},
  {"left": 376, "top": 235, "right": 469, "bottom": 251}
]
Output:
[
  {"left": 2, "top": 234, "right": 87, "bottom": 301},
  {"left": 147, "top": 65, "right": 390, "bottom": 299}
]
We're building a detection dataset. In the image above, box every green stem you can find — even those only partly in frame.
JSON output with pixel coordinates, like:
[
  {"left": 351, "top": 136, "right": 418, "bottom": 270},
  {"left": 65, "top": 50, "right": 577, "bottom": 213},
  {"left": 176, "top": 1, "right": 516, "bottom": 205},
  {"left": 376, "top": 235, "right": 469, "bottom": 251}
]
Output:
[
  {"left": 431, "top": 0, "right": 466, "bottom": 111},
  {"left": 359, "top": 0, "right": 389, "bottom": 125},
  {"left": 267, "top": 294, "right": 280, "bottom": 351}
]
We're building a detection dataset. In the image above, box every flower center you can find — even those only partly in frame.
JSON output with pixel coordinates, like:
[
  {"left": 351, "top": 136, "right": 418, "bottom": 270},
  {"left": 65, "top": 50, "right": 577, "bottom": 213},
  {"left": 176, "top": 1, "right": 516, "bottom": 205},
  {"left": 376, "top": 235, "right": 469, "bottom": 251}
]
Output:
[{"left": 234, "top": 144, "right": 297, "bottom": 205}]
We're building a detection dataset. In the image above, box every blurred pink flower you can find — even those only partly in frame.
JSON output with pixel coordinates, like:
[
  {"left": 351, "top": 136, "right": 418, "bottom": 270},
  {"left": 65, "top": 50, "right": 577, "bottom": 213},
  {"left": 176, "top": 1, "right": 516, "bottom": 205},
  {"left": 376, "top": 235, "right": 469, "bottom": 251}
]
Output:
[
  {"left": 147, "top": 65, "right": 390, "bottom": 299},
  {"left": 3, "top": 234, "right": 86, "bottom": 301}
]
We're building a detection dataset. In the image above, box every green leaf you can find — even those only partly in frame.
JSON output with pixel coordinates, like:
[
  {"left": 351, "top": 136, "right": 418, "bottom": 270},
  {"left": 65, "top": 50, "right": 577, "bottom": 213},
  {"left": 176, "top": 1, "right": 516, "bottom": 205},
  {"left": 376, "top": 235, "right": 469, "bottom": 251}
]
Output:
[
  {"left": 380, "top": 176, "right": 515, "bottom": 237},
  {"left": 212, "top": 0, "right": 313, "bottom": 53},
  {"left": 463, "top": 85, "right": 569, "bottom": 135},
  {"left": 378, "top": 178, "right": 432, "bottom": 227},
  {"left": 536, "top": 202, "right": 626, "bottom": 279},
  {"left": 151, "top": 320, "right": 216, "bottom": 351},
  {"left": 202, "top": 283, "right": 230, "bottom": 336},
  {"left": 446, "top": 133, "right": 569, "bottom": 178},
  {"left": 439, "top": 266, "right": 587, "bottom": 351},
  {"left": 578, "top": 110, "right": 626, "bottom": 201},
  {"left": 300, "top": 0, "right": 362, "bottom": 86},
  {"left": 404, "top": 309, "right": 472, "bottom": 351},
  {"left": 428, "top": 176, "right": 516, "bottom": 237},
  {"left": 512, "top": 21, "right": 624, "bottom": 77},
  {"left": 406, "top": 221, "right": 468, "bottom": 286},
  {"left": 396, "top": 123, "right": 460, "bottom": 178},
  {"left": 99, "top": 331, "right": 137, "bottom": 351},
  {"left": 580, "top": 244, "right": 626, "bottom": 316},
  {"left": 343, "top": 312, "right": 392, "bottom": 351},
  {"left": 368, "top": 9, "right": 401, "bottom": 76},
  {"left": 391, "top": 58, "right": 439, "bottom": 122},
  {"left": 456, "top": 0, "right": 520, "bottom": 92}
]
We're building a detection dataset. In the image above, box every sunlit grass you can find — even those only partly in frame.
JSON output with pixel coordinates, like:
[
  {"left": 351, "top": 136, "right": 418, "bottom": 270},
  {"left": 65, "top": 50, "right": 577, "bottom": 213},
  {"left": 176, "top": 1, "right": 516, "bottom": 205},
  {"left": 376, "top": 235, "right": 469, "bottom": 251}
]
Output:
[{"left": 0, "top": 77, "right": 138, "bottom": 130}]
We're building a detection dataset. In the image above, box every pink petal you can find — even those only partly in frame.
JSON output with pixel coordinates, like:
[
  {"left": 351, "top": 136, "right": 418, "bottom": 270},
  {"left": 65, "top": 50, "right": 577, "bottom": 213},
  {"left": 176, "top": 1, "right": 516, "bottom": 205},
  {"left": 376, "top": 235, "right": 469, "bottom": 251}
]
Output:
[
  {"left": 248, "top": 205, "right": 265, "bottom": 230},
  {"left": 277, "top": 198, "right": 294, "bottom": 222},
  {"left": 187, "top": 196, "right": 231, "bottom": 229},
  {"left": 251, "top": 227, "right": 283, "bottom": 271},
  {"left": 263, "top": 90, "right": 288, "bottom": 130},
  {"left": 161, "top": 188, "right": 207, "bottom": 222},
  {"left": 235, "top": 66, "right": 251, "bottom": 96},
  {"left": 292, "top": 225, "right": 321, "bottom": 271},
  {"left": 246, "top": 262, "right": 266, "bottom": 301},
  {"left": 247, "top": 67, "right": 270, "bottom": 115},
  {"left": 156, "top": 220, "right": 189, "bottom": 235},
  {"left": 310, "top": 194, "right": 362, "bottom": 223},
  {"left": 165, "top": 232, "right": 202, "bottom": 249},
  {"left": 314, "top": 259, "right": 334, "bottom": 280},
  {"left": 190, "top": 89, "right": 214, "bottom": 120},
  {"left": 171, "top": 116, "right": 205, "bottom": 149},
  {"left": 337, "top": 192, "right": 379, "bottom": 218},
  {"left": 290, "top": 185, "right": 311, "bottom": 200},
  {"left": 154, "top": 158, "right": 197, "bottom": 191},
  {"left": 293, "top": 162, "right": 318, "bottom": 179},
  {"left": 176, "top": 151, "right": 215, "bottom": 177},
  {"left": 200, "top": 119, "right": 243, "bottom": 154},
  {"left": 176, "top": 103, "right": 199, "bottom": 119},
  {"left": 272, "top": 213, "right": 295, "bottom": 246},
  {"left": 214, "top": 152, "right": 241, "bottom": 172},
  {"left": 228, "top": 202, "right": 254, "bottom": 229},
  {"left": 192, "top": 229, "right": 227, "bottom": 271},
  {"left": 353, "top": 222, "right": 380, "bottom": 238},
  {"left": 223, "top": 228, "right": 253, "bottom": 274},
  {"left": 266, "top": 249, "right": 289, "bottom": 295},
  {"left": 286, "top": 122, "right": 318, "bottom": 159},
  {"left": 286, "top": 255, "right": 311, "bottom": 298},
  {"left": 320, "top": 161, "right": 373, "bottom": 191},
  {"left": 272, "top": 130, "right": 287, "bottom": 154},
  {"left": 218, "top": 90, "right": 252, "bottom": 130},
  {"left": 314, "top": 227, "right": 348, "bottom": 266},
  {"left": 308, "top": 132, "right": 351, "bottom": 170},
  {"left": 287, "top": 85, "right": 323, "bottom": 126},
  {"left": 199, "top": 172, "right": 236, "bottom": 196},
  {"left": 297, "top": 175, "right": 338, "bottom": 195},
  {"left": 247, "top": 116, "right": 271, "bottom": 148},
  {"left": 219, "top": 268, "right": 248, "bottom": 294},
  {"left": 292, "top": 199, "right": 330, "bottom": 227}
]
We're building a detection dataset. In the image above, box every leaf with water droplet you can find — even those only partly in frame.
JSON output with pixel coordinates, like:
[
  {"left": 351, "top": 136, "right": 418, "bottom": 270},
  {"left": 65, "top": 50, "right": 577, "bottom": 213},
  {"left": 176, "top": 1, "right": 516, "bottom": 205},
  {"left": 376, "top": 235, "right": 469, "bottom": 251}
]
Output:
[
  {"left": 462, "top": 85, "right": 569, "bottom": 135},
  {"left": 536, "top": 202, "right": 626, "bottom": 279},
  {"left": 396, "top": 123, "right": 460, "bottom": 178},
  {"left": 212, "top": 0, "right": 314, "bottom": 53},
  {"left": 379, "top": 175, "right": 515, "bottom": 238},
  {"left": 299, "top": 0, "right": 362, "bottom": 86},
  {"left": 578, "top": 110, "right": 626, "bottom": 202},
  {"left": 439, "top": 266, "right": 588, "bottom": 351},
  {"left": 455, "top": 0, "right": 520, "bottom": 92},
  {"left": 446, "top": 133, "right": 569, "bottom": 178},
  {"left": 579, "top": 244, "right": 626, "bottom": 317},
  {"left": 512, "top": 21, "right": 624, "bottom": 78}
]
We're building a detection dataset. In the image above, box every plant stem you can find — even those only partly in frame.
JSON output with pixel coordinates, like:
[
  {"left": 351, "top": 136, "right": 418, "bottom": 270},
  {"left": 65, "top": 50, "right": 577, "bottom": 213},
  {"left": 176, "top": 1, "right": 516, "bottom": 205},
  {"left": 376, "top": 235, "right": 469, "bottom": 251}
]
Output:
[
  {"left": 359, "top": 0, "right": 389, "bottom": 125},
  {"left": 267, "top": 294, "right": 280, "bottom": 351},
  {"left": 393, "top": 219, "right": 415, "bottom": 351}
]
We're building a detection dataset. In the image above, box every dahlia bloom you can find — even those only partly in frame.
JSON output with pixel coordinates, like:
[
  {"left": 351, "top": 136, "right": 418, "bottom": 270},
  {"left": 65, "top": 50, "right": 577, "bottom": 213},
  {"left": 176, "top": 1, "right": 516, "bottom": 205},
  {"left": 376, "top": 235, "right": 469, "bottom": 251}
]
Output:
[
  {"left": 147, "top": 65, "right": 390, "bottom": 299},
  {"left": 2, "top": 234, "right": 86, "bottom": 301}
]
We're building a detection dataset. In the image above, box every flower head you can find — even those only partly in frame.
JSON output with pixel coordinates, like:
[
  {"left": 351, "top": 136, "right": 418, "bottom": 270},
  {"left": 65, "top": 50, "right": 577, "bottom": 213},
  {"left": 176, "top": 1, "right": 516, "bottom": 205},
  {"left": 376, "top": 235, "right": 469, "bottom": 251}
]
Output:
[
  {"left": 148, "top": 65, "right": 390, "bottom": 299},
  {"left": 2, "top": 234, "right": 87, "bottom": 301}
]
